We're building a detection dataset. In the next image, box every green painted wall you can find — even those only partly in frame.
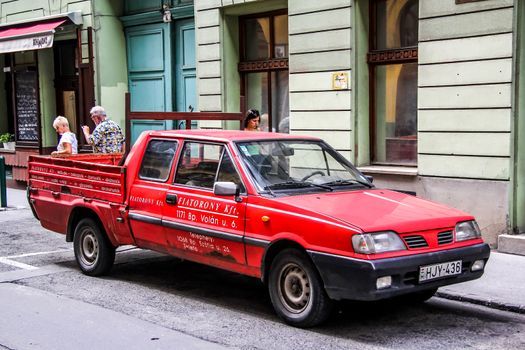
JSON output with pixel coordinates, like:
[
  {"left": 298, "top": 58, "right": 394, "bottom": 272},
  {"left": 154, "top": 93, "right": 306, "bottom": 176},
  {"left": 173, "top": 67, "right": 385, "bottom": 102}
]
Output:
[
  {"left": 38, "top": 49, "right": 58, "bottom": 148},
  {"left": 0, "top": 62, "right": 7, "bottom": 133},
  {"left": 92, "top": 0, "right": 128, "bottom": 131},
  {"left": 353, "top": 0, "right": 370, "bottom": 166},
  {"left": 223, "top": 15, "right": 240, "bottom": 130}
]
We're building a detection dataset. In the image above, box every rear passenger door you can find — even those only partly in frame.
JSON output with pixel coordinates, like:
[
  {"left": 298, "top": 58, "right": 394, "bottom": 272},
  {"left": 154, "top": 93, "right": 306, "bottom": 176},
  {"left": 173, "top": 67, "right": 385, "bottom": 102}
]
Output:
[
  {"left": 162, "top": 141, "right": 248, "bottom": 268},
  {"left": 128, "top": 139, "right": 178, "bottom": 251}
]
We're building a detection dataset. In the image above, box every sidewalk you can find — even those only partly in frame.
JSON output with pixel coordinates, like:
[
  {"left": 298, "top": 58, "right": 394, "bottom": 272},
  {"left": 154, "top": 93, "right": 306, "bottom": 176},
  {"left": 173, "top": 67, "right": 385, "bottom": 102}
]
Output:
[
  {"left": 3, "top": 187, "right": 525, "bottom": 314},
  {"left": 1, "top": 185, "right": 28, "bottom": 210},
  {"left": 439, "top": 251, "right": 525, "bottom": 313}
]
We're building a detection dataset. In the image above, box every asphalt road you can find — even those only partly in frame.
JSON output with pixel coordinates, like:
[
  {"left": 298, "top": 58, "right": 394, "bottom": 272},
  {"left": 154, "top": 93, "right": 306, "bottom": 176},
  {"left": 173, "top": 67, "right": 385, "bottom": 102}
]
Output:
[{"left": 2, "top": 210, "right": 525, "bottom": 350}]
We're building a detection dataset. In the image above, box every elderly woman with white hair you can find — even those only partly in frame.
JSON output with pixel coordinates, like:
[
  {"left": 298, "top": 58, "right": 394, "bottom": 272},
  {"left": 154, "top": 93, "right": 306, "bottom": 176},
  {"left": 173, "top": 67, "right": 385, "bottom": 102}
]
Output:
[{"left": 51, "top": 116, "right": 78, "bottom": 156}]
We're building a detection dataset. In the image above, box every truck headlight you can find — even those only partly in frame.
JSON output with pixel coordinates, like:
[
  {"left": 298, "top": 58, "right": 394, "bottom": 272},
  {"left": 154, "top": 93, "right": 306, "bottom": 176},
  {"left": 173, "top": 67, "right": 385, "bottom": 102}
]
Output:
[
  {"left": 455, "top": 220, "right": 481, "bottom": 242},
  {"left": 352, "top": 231, "right": 406, "bottom": 254}
]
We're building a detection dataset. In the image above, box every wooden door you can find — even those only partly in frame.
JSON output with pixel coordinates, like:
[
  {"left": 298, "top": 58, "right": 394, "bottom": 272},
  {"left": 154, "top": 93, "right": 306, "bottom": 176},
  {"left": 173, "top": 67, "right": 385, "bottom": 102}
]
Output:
[
  {"left": 174, "top": 18, "right": 197, "bottom": 129},
  {"left": 126, "top": 23, "right": 173, "bottom": 144}
]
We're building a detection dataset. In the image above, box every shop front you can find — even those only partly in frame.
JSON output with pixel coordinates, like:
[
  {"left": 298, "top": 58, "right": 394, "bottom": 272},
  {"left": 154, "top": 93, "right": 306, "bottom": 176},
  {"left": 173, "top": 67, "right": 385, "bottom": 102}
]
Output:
[{"left": 0, "top": 11, "right": 94, "bottom": 182}]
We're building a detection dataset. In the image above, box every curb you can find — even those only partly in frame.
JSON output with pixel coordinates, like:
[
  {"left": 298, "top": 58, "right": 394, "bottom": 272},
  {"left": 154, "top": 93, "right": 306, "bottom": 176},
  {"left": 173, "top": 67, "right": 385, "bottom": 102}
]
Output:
[
  {"left": 436, "top": 291, "right": 525, "bottom": 314},
  {"left": 0, "top": 206, "right": 28, "bottom": 211}
]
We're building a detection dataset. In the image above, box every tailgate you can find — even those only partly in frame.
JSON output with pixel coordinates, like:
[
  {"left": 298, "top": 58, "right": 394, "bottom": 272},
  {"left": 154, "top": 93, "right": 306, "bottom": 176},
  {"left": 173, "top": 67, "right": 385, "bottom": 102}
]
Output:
[{"left": 28, "top": 154, "right": 126, "bottom": 203}]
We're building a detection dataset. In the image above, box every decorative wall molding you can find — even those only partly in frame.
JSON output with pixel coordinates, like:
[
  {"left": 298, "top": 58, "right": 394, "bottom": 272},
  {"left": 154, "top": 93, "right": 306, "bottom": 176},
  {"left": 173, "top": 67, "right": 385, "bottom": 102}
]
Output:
[
  {"left": 367, "top": 48, "right": 418, "bottom": 64},
  {"left": 238, "top": 58, "right": 288, "bottom": 72}
]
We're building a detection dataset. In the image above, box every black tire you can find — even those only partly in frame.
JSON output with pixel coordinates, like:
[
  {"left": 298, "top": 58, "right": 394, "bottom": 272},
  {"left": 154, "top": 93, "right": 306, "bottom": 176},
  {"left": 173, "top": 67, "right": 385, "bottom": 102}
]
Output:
[
  {"left": 268, "top": 249, "right": 333, "bottom": 327},
  {"left": 73, "top": 218, "right": 115, "bottom": 276}
]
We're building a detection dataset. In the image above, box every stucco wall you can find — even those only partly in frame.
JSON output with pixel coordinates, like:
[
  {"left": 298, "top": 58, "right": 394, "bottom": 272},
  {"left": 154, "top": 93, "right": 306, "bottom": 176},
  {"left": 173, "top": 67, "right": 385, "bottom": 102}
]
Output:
[
  {"left": 38, "top": 49, "right": 57, "bottom": 148},
  {"left": 192, "top": 0, "right": 516, "bottom": 244},
  {"left": 288, "top": 0, "right": 353, "bottom": 160},
  {"left": 418, "top": 0, "right": 514, "bottom": 180},
  {"left": 91, "top": 0, "right": 128, "bottom": 131},
  {"left": 415, "top": 0, "right": 515, "bottom": 245},
  {"left": 195, "top": 0, "right": 287, "bottom": 129}
]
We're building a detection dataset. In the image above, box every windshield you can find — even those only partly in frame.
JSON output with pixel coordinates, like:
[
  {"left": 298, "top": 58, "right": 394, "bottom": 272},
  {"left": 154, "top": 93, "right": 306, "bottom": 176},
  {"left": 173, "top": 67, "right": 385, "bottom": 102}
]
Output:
[{"left": 236, "top": 139, "right": 372, "bottom": 194}]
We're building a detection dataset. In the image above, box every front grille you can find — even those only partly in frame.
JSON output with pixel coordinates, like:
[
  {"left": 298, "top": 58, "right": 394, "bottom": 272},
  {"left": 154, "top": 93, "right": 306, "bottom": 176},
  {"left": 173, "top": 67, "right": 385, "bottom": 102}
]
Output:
[
  {"left": 438, "top": 230, "right": 454, "bottom": 245},
  {"left": 403, "top": 235, "right": 428, "bottom": 248}
]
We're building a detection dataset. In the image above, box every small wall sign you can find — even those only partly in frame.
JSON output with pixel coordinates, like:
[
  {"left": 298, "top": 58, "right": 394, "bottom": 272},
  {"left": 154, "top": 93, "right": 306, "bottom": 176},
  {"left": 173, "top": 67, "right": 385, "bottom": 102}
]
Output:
[{"left": 332, "top": 72, "right": 348, "bottom": 90}]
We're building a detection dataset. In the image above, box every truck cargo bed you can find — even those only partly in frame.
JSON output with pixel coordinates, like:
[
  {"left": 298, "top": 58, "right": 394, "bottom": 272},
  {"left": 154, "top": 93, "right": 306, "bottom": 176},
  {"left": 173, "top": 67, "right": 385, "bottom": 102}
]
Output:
[{"left": 28, "top": 154, "right": 126, "bottom": 203}]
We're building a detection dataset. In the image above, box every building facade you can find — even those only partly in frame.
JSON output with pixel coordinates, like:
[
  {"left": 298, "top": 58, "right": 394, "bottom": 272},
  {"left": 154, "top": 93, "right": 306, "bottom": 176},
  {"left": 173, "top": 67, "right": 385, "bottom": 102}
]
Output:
[
  {"left": 0, "top": 0, "right": 523, "bottom": 251},
  {"left": 194, "top": 0, "right": 524, "bottom": 249},
  {"left": 0, "top": 0, "right": 128, "bottom": 180}
]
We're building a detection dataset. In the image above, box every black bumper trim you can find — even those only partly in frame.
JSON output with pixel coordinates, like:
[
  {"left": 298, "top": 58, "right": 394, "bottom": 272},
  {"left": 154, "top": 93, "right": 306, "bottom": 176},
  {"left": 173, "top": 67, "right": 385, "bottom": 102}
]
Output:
[{"left": 308, "top": 243, "right": 490, "bottom": 301}]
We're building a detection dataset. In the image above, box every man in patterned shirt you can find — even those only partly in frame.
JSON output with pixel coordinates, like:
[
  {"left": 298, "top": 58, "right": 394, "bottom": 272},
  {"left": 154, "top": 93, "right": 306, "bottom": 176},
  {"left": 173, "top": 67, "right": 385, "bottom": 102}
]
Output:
[{"left": 82, "top": 106, "right": 125, "bottom": 153}]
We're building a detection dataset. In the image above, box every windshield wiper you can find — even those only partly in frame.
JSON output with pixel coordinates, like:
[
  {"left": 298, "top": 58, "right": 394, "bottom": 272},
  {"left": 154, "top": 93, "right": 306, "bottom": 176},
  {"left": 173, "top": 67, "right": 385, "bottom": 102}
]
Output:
[
  {"left": 267, "top": 181, "right": 333, "bottom": 191},
  {"left": 322, "top": 179, "right": 372, "bottom": 188}
]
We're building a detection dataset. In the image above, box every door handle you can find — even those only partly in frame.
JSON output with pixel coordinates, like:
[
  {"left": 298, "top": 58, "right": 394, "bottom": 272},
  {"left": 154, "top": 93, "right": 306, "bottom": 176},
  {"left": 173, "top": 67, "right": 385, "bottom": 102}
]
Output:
[{"left": 166, "top": 193, "right": 178, "bottom": 205}]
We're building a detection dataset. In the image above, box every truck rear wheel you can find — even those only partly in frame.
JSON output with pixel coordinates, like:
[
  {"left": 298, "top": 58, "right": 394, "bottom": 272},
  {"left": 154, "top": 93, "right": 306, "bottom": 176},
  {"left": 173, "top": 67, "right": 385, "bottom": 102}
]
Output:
[
  {"left": 73, "top": 218, "right": 115, "bottom": 276},
  {"left": 268, "top": 249, "right": 333, "bottom": 327}
]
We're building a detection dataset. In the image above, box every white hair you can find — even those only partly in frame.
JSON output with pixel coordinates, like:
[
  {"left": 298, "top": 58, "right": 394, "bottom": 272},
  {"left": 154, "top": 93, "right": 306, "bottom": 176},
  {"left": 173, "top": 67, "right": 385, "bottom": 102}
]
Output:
[
  {"left": 53, "top": 116, "right": 69, "bottom": 129},
  {"left": 89, "top": 105, "right": 107, "bottom": 117}
]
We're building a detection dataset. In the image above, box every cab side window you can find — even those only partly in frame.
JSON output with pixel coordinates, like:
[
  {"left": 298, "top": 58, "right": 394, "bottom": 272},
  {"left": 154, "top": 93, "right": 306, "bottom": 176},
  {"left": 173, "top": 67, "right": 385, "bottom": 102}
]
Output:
[
  {"left": 138, "top": 140, "right": 178, "bottom": 181},
  {"left": 174, "top": 142, "right": 222, "bottom": 188},
  {"left": 174, "top": 142, "right": 244, "bottom": 191}
]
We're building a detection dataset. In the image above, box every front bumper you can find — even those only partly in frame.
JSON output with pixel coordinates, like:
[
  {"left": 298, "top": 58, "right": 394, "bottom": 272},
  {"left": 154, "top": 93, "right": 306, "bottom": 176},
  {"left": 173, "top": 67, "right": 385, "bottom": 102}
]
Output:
[{"left": 308, "top": 243, "right": 490, "bottom": 301}]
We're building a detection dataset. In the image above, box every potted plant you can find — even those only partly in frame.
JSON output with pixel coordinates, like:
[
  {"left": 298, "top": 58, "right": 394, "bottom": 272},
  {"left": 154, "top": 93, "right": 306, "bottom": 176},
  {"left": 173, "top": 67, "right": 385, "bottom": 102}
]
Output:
[{"left": 0, "top": 133, "right": 15, "bottom": 150}]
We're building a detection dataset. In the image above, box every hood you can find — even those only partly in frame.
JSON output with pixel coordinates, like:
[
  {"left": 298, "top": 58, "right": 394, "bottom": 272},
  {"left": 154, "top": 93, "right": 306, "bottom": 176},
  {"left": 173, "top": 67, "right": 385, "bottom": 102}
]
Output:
[{"left": 276, "top": 189, "right": 473, "bottom": 233}]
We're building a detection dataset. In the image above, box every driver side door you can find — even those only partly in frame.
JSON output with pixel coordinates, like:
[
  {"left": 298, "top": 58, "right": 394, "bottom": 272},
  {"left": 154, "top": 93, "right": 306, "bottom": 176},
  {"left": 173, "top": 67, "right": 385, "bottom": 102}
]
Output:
[{"left": 162, "top": 141, "right": 248, "bottom": 273}]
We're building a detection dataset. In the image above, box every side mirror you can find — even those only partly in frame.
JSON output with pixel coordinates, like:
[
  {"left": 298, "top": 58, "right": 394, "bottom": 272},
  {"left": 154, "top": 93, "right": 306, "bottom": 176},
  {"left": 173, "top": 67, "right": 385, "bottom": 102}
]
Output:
[
  {"left": 365, "top": 175, "right": 374, "bottom": 183},
  {"left": 213, "top": 181, "right": 242, "bottom": 202}
]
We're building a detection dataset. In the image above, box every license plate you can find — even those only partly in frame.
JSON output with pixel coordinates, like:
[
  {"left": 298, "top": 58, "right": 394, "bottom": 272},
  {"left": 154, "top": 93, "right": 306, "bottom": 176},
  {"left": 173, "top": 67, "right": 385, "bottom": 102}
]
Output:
[{"left": 419, "top": 260, "right": 462, "bottom": 283}]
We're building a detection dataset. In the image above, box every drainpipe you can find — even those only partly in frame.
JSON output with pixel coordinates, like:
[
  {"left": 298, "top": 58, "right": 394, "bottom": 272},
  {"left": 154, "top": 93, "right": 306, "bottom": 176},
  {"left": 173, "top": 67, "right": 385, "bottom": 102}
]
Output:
[{"left": 511, "top": 0, "right": 525, "bottom": 234}]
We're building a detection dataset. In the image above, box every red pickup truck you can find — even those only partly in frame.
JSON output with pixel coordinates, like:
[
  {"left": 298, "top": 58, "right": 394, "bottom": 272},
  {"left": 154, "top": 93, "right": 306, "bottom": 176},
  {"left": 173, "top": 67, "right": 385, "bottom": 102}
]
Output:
[{"left": 28, "top": 130, "right": 490, "bottom": 327}]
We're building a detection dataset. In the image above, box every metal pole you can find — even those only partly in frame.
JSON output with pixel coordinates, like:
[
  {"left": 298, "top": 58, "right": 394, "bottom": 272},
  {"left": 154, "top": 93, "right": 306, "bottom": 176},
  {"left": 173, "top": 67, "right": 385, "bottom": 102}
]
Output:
[{"left": 0, "top": 156, "right": 6, "bottom": 207}]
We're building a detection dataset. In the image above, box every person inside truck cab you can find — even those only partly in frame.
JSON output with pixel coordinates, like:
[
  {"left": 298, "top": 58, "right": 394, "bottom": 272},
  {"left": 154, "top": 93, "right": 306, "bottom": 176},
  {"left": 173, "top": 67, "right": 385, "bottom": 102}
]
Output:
[
  {"left": 82, "top": 106, "right": 125, "bottom": 154},
  {"left": 51, "top": 116, "right": 78, "bottom": 156}
]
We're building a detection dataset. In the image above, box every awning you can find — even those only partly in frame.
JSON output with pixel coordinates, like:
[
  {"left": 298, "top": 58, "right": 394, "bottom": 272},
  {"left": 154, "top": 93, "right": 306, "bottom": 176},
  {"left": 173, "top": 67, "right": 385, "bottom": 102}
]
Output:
[{"left": 0, "top": 19, "right": 66, "bottom": 54}]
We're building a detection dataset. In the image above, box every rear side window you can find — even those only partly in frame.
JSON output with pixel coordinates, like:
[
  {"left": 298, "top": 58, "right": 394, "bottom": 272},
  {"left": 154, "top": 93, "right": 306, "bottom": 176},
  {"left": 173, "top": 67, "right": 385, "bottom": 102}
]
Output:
[{"left": 138, "top": 140, "right": 178, "bottom": 181}]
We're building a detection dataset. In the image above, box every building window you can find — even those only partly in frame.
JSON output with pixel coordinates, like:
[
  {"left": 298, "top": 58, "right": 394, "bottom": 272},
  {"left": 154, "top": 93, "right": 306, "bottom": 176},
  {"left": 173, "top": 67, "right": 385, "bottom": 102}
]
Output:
[
  {"left": 239, "top": 11, "right": 289, "bottom": 133},
  {"left": 368, "top": 0, "right": 418, "bottom": 165}
]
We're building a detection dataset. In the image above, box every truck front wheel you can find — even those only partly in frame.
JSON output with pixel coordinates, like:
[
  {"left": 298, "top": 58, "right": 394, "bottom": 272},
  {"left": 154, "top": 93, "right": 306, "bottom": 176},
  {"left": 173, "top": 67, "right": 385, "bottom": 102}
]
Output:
[
  {"left": 73, "top": 218, "right": 115, "bottom": 276},
  {"left": 268, "top": 249, "right": 333, "bottom": 327}
]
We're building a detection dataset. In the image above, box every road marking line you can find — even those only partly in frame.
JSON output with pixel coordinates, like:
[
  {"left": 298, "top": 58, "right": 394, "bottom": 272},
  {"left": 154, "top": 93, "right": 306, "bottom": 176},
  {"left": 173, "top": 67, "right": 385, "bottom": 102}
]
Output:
[
  {"left": 0, "top": 257, "right": 38, "bottom": 270},
  {"left": 0, "top": 249, "right": 72, "bottom": 271},
  {"left": 0, "top": 249, "right": 72, "bottom": 259}
]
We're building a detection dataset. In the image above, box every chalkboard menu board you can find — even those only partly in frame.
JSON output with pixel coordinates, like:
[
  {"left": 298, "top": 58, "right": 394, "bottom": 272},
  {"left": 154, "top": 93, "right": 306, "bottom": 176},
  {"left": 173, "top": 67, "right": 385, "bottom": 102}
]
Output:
[{"left": 15, "top": 70, "right": 39, "bottom": 142}]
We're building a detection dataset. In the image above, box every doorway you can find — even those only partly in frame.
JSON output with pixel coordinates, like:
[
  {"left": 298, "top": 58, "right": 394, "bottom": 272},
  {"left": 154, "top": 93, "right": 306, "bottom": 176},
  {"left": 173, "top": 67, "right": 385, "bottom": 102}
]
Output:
[{"left": 54, "top": 40, "right": 79, "bottom": 142}]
